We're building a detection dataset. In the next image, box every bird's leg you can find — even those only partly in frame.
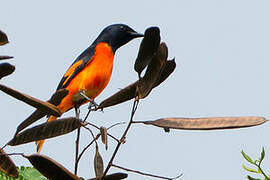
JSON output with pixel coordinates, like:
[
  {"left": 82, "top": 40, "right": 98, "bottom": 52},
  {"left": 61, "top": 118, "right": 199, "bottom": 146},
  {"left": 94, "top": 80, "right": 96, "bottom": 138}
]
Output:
[
  {"left": 75, "top": 107, "right": 80, "bottom": 119},
  {"left": 79, "top": 90, "right": 99, "bottom": 110}
]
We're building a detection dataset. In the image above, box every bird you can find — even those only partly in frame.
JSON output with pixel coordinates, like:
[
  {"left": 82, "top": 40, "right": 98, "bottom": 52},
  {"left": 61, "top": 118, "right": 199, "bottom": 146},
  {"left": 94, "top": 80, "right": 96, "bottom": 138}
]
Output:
[{"left": 36, "top": 24, "right": 143, "bottom": 153}]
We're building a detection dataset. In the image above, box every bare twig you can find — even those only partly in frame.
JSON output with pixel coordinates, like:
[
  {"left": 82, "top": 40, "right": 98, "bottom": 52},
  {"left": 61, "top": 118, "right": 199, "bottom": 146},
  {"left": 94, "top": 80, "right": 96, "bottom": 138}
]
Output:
[
  {"left": 0, "top": 153, "right": 24, "bottom": 157},
  {"left": 103, "top": 99, "right": 139, "bottom": 176},
  {"left": 107, "top": 122, "right": 126, "bottom": 130},
  {"left": 74, "top": 106, "right": 94, "bottom": 175},
  {"left": 82, "top": 126, "right": 98, "bottom": 147},
  {"left": 85, "top": 122, "right": 121, "bottom": 143},
  {"left": 74, "top": 107, "right": 81, "bottom": 175},
  {"left": 112, "top": 164, "right": 182, "bottom": 180},
  {"left": 77, "top": 134, "right": 101, "bottom": 163}
]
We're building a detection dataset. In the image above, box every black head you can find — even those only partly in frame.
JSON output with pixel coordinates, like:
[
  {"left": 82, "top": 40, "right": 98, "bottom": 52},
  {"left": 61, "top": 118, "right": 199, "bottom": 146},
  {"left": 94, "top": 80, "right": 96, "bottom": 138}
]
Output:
[{"left": 93, "top": 24, "right": 144, "bottom": 52}]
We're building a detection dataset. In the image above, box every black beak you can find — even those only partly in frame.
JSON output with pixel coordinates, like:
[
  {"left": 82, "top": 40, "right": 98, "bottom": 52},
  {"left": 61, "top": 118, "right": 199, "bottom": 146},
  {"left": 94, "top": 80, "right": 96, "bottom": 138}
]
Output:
[{"left": 129, "top": 31, "right": 144, "bottom": 38}]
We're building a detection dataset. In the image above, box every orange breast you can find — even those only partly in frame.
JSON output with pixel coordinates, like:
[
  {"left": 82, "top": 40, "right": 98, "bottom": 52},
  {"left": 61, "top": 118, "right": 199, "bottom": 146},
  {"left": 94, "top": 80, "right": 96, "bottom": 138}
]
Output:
[{"left": 58, "top": 42, "right": 114, "bottom": 113}]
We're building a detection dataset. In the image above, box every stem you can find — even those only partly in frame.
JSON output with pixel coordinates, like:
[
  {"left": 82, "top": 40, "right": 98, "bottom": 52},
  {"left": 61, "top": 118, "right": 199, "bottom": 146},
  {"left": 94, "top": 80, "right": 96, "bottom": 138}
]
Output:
[
  {"left": 77, "top": 134, "right": 101, "bottom": 163},
  {"left": 103, "top": 99, "right": 139, "bottom": 176},
  {"left": 74, "top": 107, "right": 80, "bottom": 175},
  {"left": 257, "top": 164, "right": 270, "bottom": 180},
  {"left": 112, "top": 164, "right": 182, "bottom": 180},
  {"left": 82, "top": 126, "right": 98, "bottom": 147},
  {"left": 74, "top": 107, "right": 92, "bottom": 175}
]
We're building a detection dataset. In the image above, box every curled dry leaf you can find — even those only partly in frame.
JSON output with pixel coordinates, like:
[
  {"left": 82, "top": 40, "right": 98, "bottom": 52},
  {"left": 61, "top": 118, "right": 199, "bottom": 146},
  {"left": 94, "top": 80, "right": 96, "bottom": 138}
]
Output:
[
  {"left": 98, "top": 43, "right": 175, "bottom": 109},
  {"left": 134, "top": 27, "right": 160, "bottom": 76},
  {"left": 14, "top": 89, "right": 69, "bottom": 136},
  {"left": 98, "top": 82, "right": 137, "bottom": 109},
  {"left": 94, "top": 146, "right": 104, "bottom": 177},
  {"left": 153, "top": 58, "right": 176, "bottom": 88},
  {"left": 24, "top": 154, "right": 79, "bottom": 180},
  {"left": 141, "top": 116, "right": 267, "bottom": 131},
  {"left": 98, "top": 58, "right": 175, "bottom": 109},
  {"left": 0, "top": 149, "right": 18, "bottom": 178},
  {"left": 0, "top": 56, "right": 13, "bottom": 61},
  {"left": 9, "top": 117, "right": 82, "bottom": 146},
  {"left": 137, "top": 42, "right": 168, "bottom": 99},
  {"left": 100, "top": 127, "right": 108, "bottom": 150},
  {"left": 88, "top": 173, "right": 128, "bottom": 180},
  {"left": 0, "top": 30, "right": 8, "bottom": 46},
  {"left": 0, "top": 63, "right": 15, "bottom": 79},
  {"left": 0, "top": 83, "right": 61, "bottom": 117}
]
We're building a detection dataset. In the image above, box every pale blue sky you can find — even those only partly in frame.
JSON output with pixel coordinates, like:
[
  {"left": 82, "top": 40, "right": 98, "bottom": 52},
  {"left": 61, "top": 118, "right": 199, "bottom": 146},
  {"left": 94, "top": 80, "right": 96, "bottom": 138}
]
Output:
[{"left": 1, "top": 0, "right": 270, "bottom": 179}]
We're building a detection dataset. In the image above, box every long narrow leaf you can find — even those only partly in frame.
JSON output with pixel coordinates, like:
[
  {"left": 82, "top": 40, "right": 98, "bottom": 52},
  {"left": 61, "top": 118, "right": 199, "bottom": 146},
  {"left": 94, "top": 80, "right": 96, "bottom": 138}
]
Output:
[
  {"left": 8, "top": 117, "right": 82, "bottom": 146},
  {"left": 98, "top": 82, "right": 137, "bottom": 109},
  {"left": 0, "top": 63, "right": 15, "bottom": 79},
  {"left": 0, "top": 30, "right": 8, "bottom": 46},
  {"left": 0, "top": 56, "right": 13, "bottom": 61},
  {"left": 0, "top": 84, "right": 61, "bottom": 116},
  {"left": 153, "top": 58, "right": 176, "bottom": 88},
  {"left": 0, "top": 149, "right": 18, "bottom": 178},
  {"left": 141, "top": 116, "right": 267, "bottom": 131},
  {"left": 14, "top": 89, "right": 69, "bottom": 136},
  {"left": 88, "top": 173, "right": 128, "bottom": 180},
  {"left": 24, "top": 154, "right": 79, "bottom": 180},
  {"left": 94, "top": 146, "right": 104, "bottom": 177},
  {"left": 137, "top": 42, "right": 168, "bottom": 99},
  {"left": 134, "top": 27, "right": 160, "bottom": 76}
]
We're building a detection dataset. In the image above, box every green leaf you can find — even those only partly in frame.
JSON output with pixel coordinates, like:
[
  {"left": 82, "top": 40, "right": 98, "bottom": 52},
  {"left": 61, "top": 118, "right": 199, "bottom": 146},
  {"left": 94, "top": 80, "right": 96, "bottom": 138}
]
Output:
[
  {"left": 247, "top": 175, "right": 262, "bottom": 180},
  {"left": 18, "top": 166, "right": 46, "bottom": 180},
  {"left": 242, "top": 164, "right": 259, "bottom": 173},
  {"left": 260, "top": 147, "right": 265, "bottom": 162},
  {"left": 242, "top": 150, "right": 255, "bottom": 164}
]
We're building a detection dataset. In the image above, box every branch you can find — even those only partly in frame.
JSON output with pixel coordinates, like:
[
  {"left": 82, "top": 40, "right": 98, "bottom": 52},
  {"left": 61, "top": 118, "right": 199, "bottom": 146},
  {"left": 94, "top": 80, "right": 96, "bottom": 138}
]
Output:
[
  {"left": 74, "top": 107, "right": 93, "bottom": 175},
  {"left": 77, "top": 134, "right": 101, "bottom": 164},
  {"left": 112, "top": 164, "right": 182, "bottom": 180},
  {"left": 103, "top": 99, "right": 139, "bottom": 176}
]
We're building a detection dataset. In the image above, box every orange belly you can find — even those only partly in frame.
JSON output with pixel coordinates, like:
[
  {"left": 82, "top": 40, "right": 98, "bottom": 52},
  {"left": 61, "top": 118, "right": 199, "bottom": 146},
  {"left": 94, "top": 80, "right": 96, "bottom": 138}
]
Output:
[{"left": 58, "top": 42, "right": 114, "bottom": 113}]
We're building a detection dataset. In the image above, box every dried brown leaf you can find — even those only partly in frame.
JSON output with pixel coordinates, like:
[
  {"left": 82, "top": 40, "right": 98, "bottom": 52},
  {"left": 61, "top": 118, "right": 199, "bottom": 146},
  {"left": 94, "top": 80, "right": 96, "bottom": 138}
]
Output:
[
  {"left": 0, "top": 149, "right": 18, "bottom": 178},
  {"left": 14, "top": 89, "right": 69, "bottom": 136},
  {"left": 24, "top": 154, "right": 79, "bottom": 180},
  {"left": 0, "top": 63, "right": 15, "bottom": 79},
  {"left": 137, "top": 42, "right": 168, "bottom": 99},
  {"left": 142, "top": 116, "right": 267, "bottom": 130},
  {"left": 98, "top": 82, "right": 137, "bottom": 109},
  {"left": 94, "top": 146, "right": 104, "bottom": 177},
  {"left": 0, "top": 30, "right": 8, "bottom": 46},
  {"left": 134, "top": 27, "right": 160, "bottom": 76},
  {"left": 0, "top": 56, "right": 13, "bottom": 61},
  {"left": 8, "top": 117, "right": 82, "bottom": 146},
  {"left": 98, "top": 43, "right": 174, "bottom": 109},
  {"left": 0, "top": 83, "right": 61, "bottom": 116},
  {"left": 154, "top": 58, "right": 176, "bottom": 88},
  {"left": 88, "top": 173, "right": 128, "bottom": 180},
  {"left": 100, "top": 127, "right": 108, "bottom": 150}
]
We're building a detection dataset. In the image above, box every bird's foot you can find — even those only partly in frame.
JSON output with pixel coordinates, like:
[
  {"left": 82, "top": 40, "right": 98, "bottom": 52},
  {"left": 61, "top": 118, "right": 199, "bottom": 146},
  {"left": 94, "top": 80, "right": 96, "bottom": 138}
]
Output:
[
  {"left": 79, "top": 90, "right": 99, "bottom": 111},
  {"left": 88, "top": 100, "right": 99, "bottom": 111}
]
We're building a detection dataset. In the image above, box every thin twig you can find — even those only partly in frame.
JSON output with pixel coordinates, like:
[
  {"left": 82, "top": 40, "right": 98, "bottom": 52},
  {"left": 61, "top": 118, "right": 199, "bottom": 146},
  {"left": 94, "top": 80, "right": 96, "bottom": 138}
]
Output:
[
  {"left": 1, "top": 143, "right": 7, "bottom": 151},
  {"left": 107, "top": 133, "right": 120, "bottom": 143},
  {"left": 103, "top": 99, "right": 139, "bottom": 176},
  {"left": 0, "top": 153, "right": 24, "bottom": 156},
  {"left": 112, "top": 164, "right": 183, "bottom": 180},
  {"left": 82, "top": 126, "right": 98, "bottom": 147},
  {"left": 85, "top": 122, "right": 121, "bottom": 143},
  {"left": 83, "top": 109, "right": 91, "bottom": 122},
  {"left": 77, "top": 134, "right": 101, "bottom": 163},
  {"left": 74, "top": 106, "right": 93, "bottom": 175},
  {"left": 74, "top": 107, "right": 81, "bottom": 175},
  {"left": 107, "top": 122, "right": 126, "bottom": 130}
]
